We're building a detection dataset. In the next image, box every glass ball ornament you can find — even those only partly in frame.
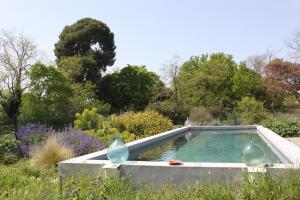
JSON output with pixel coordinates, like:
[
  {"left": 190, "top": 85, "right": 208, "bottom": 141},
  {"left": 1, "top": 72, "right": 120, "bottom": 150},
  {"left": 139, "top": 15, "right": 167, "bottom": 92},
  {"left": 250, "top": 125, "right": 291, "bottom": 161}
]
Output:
[
  {"left": 107, "top": 134, "right": 129, "bottom": 164},
  {"left": 242, "top": 141, "right": 265, "bottom": 167}
]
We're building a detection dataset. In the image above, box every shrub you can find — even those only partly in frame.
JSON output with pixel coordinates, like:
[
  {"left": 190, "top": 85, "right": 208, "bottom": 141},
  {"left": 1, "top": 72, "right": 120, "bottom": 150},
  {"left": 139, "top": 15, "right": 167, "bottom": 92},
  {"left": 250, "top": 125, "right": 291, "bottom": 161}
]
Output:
[
  {"left": 16, "top": 123, "right": 55, "bottom": 156},
  {"left": 0, "top": 135, "right": 19, "bottom": 164},
  {"left": 111, "top": 110, "right": 173, "bottom": 137},
  {"left": 147, "top": 100, "right": 189, "bottom": 125},
  {"left": 86, "top": 128, "right": 136, "bottom": 146},
  {"left": 59, "top": 130, "right": 104, "bottom": 156},
  {"left": 30, "top": 136, "right": 74, "bottom": 168},
  {"left": 263, "top": 121, "right": 300, "bottom": 137},
  {"left": 237, "top": 97, "right": 271, "bottom": 124},
  {"left": 74, "top": 108, "right": 106, "bottom": 130},
  {"left": 189, "top": 106, "right": 213, "bottom": 125}
]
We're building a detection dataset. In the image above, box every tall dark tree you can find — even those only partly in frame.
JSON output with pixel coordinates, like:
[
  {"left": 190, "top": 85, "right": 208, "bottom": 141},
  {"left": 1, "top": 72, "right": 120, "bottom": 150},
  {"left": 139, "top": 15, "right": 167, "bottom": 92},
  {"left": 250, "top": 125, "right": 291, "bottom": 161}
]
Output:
[
  {"left": 54, "top": 18, "right": 116, "bottom": 84},
  {"left": 102, "top": 65, "right": 164, "bottom": 112}
]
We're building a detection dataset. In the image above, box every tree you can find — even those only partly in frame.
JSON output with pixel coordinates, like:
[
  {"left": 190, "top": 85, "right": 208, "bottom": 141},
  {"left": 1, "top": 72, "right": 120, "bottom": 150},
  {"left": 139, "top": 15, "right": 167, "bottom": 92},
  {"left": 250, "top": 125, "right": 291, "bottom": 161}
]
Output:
[
  {"left": 54, "top": 18, "right": 116, "bottom": 84},
  {"left": 247, "top": 49, "right": 279, "bottom": 76},
  {"left": 19, "top": 63, "right": 74, "bottom": 128},
  {"left": 104, "top": 65, "right": 164, "bottom": 112},
  {"left": 161, "top": 55, "right": 182, "bottom": 102},
  {"left": 232, "top": 63, "right": 264, "bottom": 99},
  {"left": 264, "top": 59, "right": 300, "bottom": 103},
  {"left": 177, "top": 53, "right": 237, "bottom": 109},
  {"left": 0, "top": 30, "right": 37, "bottom": 122},
  {"left": 287, "top": 31, "right": 300, "bottom": 60}
]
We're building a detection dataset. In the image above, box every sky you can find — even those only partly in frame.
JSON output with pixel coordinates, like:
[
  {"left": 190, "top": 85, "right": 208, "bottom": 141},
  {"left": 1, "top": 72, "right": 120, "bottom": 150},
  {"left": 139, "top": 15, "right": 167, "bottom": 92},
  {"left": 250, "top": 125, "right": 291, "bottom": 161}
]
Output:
[{"left": 1, "top": 0, "right": 300, "bottom": 73}]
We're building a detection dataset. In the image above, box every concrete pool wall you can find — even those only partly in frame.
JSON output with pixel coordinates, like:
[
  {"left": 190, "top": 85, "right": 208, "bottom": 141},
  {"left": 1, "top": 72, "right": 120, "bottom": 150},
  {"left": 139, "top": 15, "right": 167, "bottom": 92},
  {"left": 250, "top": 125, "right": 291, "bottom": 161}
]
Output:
[{"left": 58, "top": 125, "right": 300, "bottom": 186}]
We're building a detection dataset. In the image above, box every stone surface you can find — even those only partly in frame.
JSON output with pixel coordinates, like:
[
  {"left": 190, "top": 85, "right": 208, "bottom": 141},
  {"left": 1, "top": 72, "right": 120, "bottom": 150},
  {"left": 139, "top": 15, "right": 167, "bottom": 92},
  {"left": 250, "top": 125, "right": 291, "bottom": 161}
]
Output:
[{"left": 286, "top": 137, "right": 300, "bottom": 148}]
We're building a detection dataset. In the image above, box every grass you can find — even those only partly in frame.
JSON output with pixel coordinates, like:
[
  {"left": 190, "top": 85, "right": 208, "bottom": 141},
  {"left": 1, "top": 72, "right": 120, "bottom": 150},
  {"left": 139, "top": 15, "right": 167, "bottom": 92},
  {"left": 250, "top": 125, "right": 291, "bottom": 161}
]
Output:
[
  {"left": 30, "top": 136, "right": 74, "bottom": 169},
  {"left": 1, "top": 160, "right": 300, "bottom": 199}
]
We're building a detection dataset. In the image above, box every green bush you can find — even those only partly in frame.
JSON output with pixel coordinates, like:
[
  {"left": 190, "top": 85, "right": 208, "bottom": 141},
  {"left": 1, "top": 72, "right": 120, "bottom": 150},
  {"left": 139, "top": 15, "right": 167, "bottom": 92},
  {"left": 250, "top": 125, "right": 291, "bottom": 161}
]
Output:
[
  {"left": 147, "top": 100, "right": 189, "bottom": 125},
  {"left": 74, "top": 108, "right": 106, "bottom": 130},
  {"left": 86, "top": 128, "right": 136, "bottom": 146},
  {"left": 264, "top": 121, "right": 300, "bottom": 137},
  {"left": 111, "top": 110, "right": 173, "bottom": 137},
  {"left": 237, "top": 97, "right": 271, "bottom": 124},
  {"left": 0, "top": 135, "right": 19, "bottom": 164}
]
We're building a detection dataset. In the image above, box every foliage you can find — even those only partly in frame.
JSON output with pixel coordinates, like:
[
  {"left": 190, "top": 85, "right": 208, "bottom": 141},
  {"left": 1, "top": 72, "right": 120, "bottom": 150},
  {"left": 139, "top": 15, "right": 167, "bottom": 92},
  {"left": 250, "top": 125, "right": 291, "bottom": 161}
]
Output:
[
  {"left": 265, "top": 59, "right": 300, "bottom": 103},
  {"left": 189, "top": 107, "right": 213, "bottom": 125},
  {"left": 147, "top": 99, "right": 189, "bottom": 125},
  {"left": 177, "top": 53, "right": 237, "bottom": 109},
  {"left": 16, "top": 123, "right": 54, "bottom": 156},
  {"left": 232, "top": 63, "right": 264, "bottom": 99},
  {"left": 1, "top": 160, "right": 300, "bottom": 200},
  {"left": 59, "top": 130, "right": 104, "bottom": 156},
  {"left": 71, "top": 82, "right": 111, "bottom": 116},
  {"left": 237, "top": 97, "right": 270, "bottom": 124},
  {"left": 74, "top": 108, "right": 106, "bottom": 130},
  {"left": 55, "top": 18, "right": 116, "bottom": 84},
  {"left": 19, "top": 63, "right": 74, "bottom": 128},
  {"left": 0, "top": 135, "right": 19, "bottom": 164},
  {"left": 30, "top": 136, "right": 74, "bottom": 168},
  {"left": 86, "top": 128, "right": 136, "bottom": 146},
  {"left": 0, "top": 30, "right": 37, "bottom": 120},
  {"left": 263, "top": 120, "right": 300, "bottom": 137},
  {"left": 111, "top": 110, "right": 173, "bottom": 137},
  {"left": 100, "top": 65, "right": 164, "bottom": 112}
]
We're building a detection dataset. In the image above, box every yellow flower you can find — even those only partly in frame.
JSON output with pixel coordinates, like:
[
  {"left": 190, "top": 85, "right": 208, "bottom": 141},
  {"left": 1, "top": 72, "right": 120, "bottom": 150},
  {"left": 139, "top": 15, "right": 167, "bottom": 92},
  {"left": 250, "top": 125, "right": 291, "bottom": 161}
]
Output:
[
  {"left": 72, "top": 197, "right": 78, "bottom": 200},
  {"left": 100, "top": 191, "right": 105, "bottom": 197}
]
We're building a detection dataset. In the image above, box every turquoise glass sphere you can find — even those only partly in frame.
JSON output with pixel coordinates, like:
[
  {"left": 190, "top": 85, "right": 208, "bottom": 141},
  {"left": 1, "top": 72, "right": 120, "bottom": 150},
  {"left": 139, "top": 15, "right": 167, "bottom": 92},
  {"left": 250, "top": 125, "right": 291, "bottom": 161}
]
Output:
[
  {"left": 107, "top": 135, "right": 129, "bottom": 164},
  {"left": 242, "top": 141, "right": 265, "bottom": 167}
]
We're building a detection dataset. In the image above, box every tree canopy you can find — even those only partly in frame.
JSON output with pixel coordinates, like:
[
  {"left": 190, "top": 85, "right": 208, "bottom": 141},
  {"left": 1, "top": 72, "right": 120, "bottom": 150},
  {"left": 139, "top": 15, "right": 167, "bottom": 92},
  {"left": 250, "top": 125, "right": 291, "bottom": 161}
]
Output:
[
  {"left": 100, "top": 65, "right": 164, "bottom": 112},
  {"left": 177, "top": 53, "right": 237, "bottom": 109},
  {"left": 54, "top": 18, "right": 116, "bottom": 84}
]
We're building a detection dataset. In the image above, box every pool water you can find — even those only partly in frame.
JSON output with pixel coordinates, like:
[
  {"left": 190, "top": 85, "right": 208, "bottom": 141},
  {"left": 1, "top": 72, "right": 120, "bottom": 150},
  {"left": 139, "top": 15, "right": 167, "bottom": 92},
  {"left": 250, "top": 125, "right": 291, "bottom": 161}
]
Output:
[{"left": 129, "top": 130, "right": 283, "bottom": 163}]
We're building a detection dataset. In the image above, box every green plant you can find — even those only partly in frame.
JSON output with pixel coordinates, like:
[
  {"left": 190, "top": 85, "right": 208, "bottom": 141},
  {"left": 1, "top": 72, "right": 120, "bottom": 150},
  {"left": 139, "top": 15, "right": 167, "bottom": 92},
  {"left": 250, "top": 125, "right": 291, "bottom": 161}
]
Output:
[
  {"left": 74, "top": 107, "right": 105, "bottom": 130},
  {"left": 86, "top": 128, "right": 135, "bottom": 146},
  {"left": 30, "top": 136, "right": 74, "bottom": 168},
  {"left": 0, "top": 134, "right": 19, "bottom": 164},
  {"left": 189, "top": 106, "right": 213, "bottom": 125},
  {"left": 1, "top": 160, "right": 300, "bottom": 199},
  {"left": 264, "top": 120, "right": 300, "bottom": 137},
  {"left": 237, "top": 97, "right": 271, "bottom": 124},
  {"left": 111, "top": 110, "right": 173, "bottom": 137}
]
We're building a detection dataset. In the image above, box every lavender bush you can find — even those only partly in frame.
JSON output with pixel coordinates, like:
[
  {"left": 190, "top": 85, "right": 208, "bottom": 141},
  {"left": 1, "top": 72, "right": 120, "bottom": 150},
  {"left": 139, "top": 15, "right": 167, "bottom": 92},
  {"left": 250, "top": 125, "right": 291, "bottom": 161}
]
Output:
[
  {"left": 16, "top": 123, "right": 103, "bottom": 157},
  {"left": 16, "top": 123, "right": 55, "bottom": 156},
  {"left": 59, "top": 131, "right": 104, "bottom": 156}
]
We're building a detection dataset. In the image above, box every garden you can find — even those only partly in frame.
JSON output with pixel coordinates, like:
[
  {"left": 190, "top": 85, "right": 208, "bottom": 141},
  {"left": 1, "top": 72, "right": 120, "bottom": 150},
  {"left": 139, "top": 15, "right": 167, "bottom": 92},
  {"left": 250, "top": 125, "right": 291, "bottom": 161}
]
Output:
[{"left": 0, "top": 17, "right": 300, "bottom": 199}]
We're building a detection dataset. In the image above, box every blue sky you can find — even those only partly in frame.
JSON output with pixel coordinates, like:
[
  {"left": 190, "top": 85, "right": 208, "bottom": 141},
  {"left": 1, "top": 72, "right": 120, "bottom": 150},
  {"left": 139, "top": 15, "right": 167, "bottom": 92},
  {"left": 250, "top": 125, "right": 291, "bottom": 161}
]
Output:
[{"left": 1, "top": 0, "right": 299, "bottom": 73}]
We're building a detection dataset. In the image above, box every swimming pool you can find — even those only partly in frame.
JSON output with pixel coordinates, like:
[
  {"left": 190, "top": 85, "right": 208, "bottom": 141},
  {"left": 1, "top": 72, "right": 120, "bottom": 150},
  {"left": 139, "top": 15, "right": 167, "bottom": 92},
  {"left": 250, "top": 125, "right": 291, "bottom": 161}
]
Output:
[
  {"left": 58, "top": 126, "right": 300, "bottom": 186},
  {"left": 129, "top": 129, "right": 284, "bottom": 164}
]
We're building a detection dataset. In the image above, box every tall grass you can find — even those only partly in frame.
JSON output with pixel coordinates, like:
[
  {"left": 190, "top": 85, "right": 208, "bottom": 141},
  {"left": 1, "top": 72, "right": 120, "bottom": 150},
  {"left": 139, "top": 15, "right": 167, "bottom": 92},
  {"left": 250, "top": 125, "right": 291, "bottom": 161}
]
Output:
[
  {"left": 1, "top": 161, "right": 300, "bottom": 199},
  {"left": 30, "top": 136, "right": 73, "bottom": 168}
]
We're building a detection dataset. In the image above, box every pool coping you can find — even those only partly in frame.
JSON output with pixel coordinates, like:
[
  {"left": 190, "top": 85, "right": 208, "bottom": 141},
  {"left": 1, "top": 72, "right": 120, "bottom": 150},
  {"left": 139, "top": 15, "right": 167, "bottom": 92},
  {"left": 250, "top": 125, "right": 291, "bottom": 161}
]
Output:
[{"left": 58, "top": 125, "right": 300, "bottom": 185}]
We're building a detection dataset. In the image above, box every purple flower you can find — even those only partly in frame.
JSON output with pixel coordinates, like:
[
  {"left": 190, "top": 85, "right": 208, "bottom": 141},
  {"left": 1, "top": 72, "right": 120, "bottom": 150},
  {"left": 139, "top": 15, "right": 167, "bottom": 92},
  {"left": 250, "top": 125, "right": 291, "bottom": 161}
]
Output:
[
  {"left": 16, "top": 123, "right": 55, "bottom": 143},
  {"left": 59, "top": 131, "right": 104, "bottom": 156},
  {"left": 16, "top": 123, "right": 55, "bottom": 155},
  {"left": 16, "top": 123, "right": 104, "bottom": 157}
]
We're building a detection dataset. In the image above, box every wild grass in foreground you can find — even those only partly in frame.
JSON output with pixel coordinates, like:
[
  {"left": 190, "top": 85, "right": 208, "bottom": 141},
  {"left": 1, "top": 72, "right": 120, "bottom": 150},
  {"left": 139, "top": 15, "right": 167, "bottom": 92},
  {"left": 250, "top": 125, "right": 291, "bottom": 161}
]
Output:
[{"left": 1, "top": 161, "right": 300, "bottom": 200}]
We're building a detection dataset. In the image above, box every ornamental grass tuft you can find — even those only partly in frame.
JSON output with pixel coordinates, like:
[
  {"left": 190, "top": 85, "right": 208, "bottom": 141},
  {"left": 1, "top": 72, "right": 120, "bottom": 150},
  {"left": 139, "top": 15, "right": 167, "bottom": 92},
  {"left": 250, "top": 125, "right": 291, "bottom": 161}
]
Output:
[{"left": 30, "top": 136, "right": 74, "bottom": 168}]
